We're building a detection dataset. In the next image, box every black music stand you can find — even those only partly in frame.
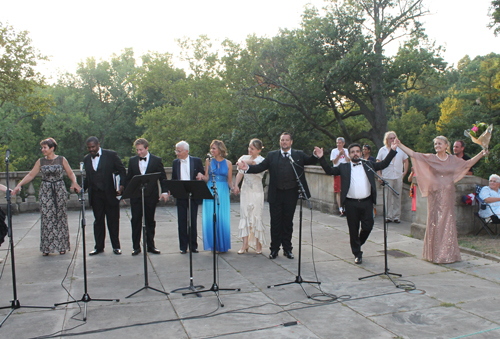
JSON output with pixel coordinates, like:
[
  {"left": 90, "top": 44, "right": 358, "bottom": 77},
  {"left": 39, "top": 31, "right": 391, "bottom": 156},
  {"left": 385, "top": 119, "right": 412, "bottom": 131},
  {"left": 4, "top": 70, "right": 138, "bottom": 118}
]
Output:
[
  {"left": 122, "top": 172, "right": 168, "bottom": 298},
  {"left": 1, "top": 150, "right": 54, "bottom": 327},
  {"left": 168, "top": 180, "right": 211, "bottom": 297}
]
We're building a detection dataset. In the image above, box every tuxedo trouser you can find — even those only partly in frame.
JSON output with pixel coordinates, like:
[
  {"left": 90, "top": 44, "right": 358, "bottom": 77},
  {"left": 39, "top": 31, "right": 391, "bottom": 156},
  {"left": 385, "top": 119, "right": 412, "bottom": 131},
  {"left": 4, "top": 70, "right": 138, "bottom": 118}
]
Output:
[
  {"left": 130, "top": 196, "right": 158, "bottom": 251},
  {"left": 176, "top": 199, "right": 199, "bottom": 251},
  {"left": 344, "top": 197, "right": 374, "bottom": 257},
  {"left": 269, "top": 188, "right": 299, "bottom": 253},
  {"left": 91, "top": 189, "right": 120, "bottom": 250}
]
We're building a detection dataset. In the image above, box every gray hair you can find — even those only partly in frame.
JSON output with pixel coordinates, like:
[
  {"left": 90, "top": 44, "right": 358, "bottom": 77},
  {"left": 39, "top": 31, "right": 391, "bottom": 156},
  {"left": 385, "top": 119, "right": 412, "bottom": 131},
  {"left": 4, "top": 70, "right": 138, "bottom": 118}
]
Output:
[
  {"left": 336, "top": 137, "right": 345, "bottom": 143},
  {"left": 176, "top": 141, "right": 189, "bottom": 151},
  {"left": 489, "top": 174, "right": 500, "bottom": 183}
]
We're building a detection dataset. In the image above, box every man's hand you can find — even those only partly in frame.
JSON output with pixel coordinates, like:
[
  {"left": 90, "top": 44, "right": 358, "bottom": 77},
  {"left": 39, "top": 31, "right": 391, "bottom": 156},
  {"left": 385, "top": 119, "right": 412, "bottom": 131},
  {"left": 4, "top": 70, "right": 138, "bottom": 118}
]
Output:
[
  {"left": 159, "top": 192, "right": 169, "bottom": 202},
  {"left": 237, "top": 161, "right": 249, "bottom": 171},
  {"left": 391, "top": 139, "right": 398, "bottom": 150},
  {"left": 117, "top": 185, "right": 124, "bottom": 195},
  {"left": 196, "top": 172, "right": 204, "bottom": 181},
  {"left": 314, "top": 147, "right": 324, "bottom": 159}
]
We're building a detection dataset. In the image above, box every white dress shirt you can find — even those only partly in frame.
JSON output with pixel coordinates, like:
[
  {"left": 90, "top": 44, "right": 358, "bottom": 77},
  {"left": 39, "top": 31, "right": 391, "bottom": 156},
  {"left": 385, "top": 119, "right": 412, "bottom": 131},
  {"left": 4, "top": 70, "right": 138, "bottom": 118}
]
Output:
[
  {"left": 346, "top": 162, "right": 371, "bottom": 199},
  {"left": 92, "top": 148, "right": 102, "bottom": 171},
  {"left": 180, "top": 156, "right": 190, "bottom": 181},
  {"left": 139, "top": 152, "right": 150, "bottom": 175}
]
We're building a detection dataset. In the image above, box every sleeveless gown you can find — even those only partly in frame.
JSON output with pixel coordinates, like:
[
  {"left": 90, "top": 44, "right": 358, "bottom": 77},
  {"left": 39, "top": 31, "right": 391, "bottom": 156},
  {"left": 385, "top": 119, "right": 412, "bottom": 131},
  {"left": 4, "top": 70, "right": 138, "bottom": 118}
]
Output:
[
  {"left": 202, "top": 159, "right": 231, "bottom": 252},
  {"left": 237, "top": 155, "right": 266, "bottom": 246},
  {"left": 39, "top": 157, "right": 70, "bottom": 253}
]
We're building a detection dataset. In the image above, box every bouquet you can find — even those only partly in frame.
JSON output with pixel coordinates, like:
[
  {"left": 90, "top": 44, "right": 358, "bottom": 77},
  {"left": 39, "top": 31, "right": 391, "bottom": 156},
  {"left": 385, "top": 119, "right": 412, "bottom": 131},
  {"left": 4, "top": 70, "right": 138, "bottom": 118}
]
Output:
[{"left": 464, "top": 122, "right": 493, "bottom": 162}]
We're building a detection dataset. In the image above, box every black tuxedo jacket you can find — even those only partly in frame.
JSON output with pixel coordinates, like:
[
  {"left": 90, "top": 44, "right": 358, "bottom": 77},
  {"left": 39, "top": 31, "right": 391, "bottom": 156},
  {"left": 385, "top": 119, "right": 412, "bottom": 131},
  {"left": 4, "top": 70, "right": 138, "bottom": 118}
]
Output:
[
  {"left": 247, "top": 149, "right": 317, "bottom": 203},
  {"left": 171, "top": 156, "right": 205, "bottom": 204},
  {"left": 83, "top": 149, "right": 127, "bottom": 206},
  {"left": 318, "top": 149, "right": 397, "bottom": 206},
  {"left": 124, "top": 154, "right": 168, "bottom": 200}
]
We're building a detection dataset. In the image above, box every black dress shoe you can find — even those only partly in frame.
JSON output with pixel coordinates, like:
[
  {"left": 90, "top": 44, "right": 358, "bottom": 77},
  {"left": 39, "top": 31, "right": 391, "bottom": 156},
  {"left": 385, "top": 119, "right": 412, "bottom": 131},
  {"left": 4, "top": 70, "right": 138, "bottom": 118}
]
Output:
[
  {"left": 147, "top": 247, "right": 161, "bottom": 254},
  {"left": 355, "top": 256, "right": 362, "bottom": 264},
  {"left": 191, "top": 249, "right": 199, "bottom": 253},
  {"left": 269, "top": 251, "right": 278, "bottom": 259},
  {"left": 284, "top": 251, "right": 294, "bottom": 259},
  {"left": 113, "top": 248, "right": 122, "bottom": 255},
  {"left": 132, "top": 249, "right": 141, "bottom": 256},
  {"left": 89, "top": 249, "right": 103, "bottom": 256},
  {"left": 180, "top": 250, "right": 187, "bottom": 254}
]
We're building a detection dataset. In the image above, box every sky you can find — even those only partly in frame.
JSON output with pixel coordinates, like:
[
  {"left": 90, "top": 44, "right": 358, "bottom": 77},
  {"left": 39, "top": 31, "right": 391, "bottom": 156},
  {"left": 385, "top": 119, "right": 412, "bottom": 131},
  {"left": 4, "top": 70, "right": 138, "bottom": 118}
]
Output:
[{"left": 1, "top": 0, "right": 498, "bottom": 80}]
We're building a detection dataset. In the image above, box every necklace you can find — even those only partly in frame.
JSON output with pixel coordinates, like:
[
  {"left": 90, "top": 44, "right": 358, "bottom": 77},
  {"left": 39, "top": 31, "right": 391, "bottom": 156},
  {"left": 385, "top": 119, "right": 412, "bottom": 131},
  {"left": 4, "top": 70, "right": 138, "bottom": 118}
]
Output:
[{"left": 436, "top": 153, "right": 448, "bottom": 161}]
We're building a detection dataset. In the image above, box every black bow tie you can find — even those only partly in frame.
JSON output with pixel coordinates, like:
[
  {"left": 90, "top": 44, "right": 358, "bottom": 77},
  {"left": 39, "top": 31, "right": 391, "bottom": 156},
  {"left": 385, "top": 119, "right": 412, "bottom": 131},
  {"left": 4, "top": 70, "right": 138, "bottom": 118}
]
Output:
[
  {"left": 139, "top": 157, "right": 147, "bottom": 161},
  {"left": 92, "top": 154, "right": 99, "bottom": 159},
  {"left": 283, "top": 152, "right": 289, "bottom": 158},
  {"left": 353, "top": 162, "right": 362, "bottom": 166}
]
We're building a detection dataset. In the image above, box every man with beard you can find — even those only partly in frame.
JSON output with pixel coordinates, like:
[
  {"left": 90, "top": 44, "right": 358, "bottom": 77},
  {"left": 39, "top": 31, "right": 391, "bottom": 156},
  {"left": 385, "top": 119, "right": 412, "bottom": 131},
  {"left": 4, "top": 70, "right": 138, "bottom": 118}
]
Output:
[{"left": 314, "top": 142, "right": 397, "bottom": 264}]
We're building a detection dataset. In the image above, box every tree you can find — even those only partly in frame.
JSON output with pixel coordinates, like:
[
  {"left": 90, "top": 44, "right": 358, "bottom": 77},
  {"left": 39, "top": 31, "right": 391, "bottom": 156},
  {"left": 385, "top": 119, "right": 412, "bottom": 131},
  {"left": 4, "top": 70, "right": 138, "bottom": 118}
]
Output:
[
  {"left": 230, "top": 0, "right": 446, "bottom": 148},
  {"left": 489, "top": 0, "right": 500, "bottom": 36}
]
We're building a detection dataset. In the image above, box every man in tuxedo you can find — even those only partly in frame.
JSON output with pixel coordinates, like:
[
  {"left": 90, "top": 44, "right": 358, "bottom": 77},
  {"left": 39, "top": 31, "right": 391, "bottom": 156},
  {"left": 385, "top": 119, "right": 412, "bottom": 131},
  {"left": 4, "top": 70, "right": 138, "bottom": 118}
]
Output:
[
  {"left": 237, "top": 132, "right": 317, "bottom": 260},
  {"left": 171, "top": 141, "right": 205, "bottom": 254},
  {"left": 124, "top": 138, "right": 169, "bottom": 256},
  {"left": 83, "top": 136, "right": 126, "bottom": 255},
  {"left": 314, "top": 142, "right": 397, "bottom": 264}
]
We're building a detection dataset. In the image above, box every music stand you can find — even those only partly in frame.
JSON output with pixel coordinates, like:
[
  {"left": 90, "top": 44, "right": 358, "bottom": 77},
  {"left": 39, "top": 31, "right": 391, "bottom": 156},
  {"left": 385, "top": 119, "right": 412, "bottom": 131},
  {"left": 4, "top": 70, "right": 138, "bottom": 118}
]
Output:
[
  {"left": 168, "top": 180, "right": 211, "bottom": 296},
  {"left": 1, "top": 150, "right": 54, "bottom": 327},
  {"left": 122, "top": 172, "right": 168, "bottom": 298}
]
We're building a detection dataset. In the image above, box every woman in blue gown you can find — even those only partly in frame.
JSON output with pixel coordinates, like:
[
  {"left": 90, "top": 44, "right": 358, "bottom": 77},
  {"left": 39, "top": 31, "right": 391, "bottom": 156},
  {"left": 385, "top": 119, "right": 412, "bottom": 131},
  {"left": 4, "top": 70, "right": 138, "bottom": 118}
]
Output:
[{"left": 202, "top": 140, "right": 233, "bottom": 252}]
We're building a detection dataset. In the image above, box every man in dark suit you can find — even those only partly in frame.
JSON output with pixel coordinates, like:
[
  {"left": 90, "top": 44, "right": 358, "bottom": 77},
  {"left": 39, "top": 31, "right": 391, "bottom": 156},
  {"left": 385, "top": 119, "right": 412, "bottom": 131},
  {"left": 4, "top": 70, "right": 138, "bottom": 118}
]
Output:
[
  {"left": 314, "top": 141, "right": 397, "bottom": 264},
  {"left": 124, "top": 138, "right": 169, "bottom": 256},
  {"left": 237, "top": 132, "right": 317, "bottom": 260},
  {"left": 83, "top": 136, "right": 126, "bottom": 255},
  {"left": 171, "top": 141, "right": 205, "bottom": 254}
]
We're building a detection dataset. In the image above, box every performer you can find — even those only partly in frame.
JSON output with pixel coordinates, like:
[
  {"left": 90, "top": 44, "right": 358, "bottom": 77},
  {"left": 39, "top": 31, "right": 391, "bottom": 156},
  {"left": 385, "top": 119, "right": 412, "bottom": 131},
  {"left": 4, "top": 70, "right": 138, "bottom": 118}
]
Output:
[
  {"left": 13, "top": 138, "right": 80, "bottom": 256},
  {"left": 83, "top": 136, "right": 126, "bottom": 256},
  {"left": 233, "top": 138, "right": 266, "bottom": 254},
  {"left": 171, "top": 140, "right": 205, "bottom": 254},
  {"left": 395, "top": 136, "right": 486, "bottom": 264},
  {"left": 201, "top": 140, "right": 233, "bottom": 253},
  {"left": 124, "top": 138, "right": 168, "bottom": 256},
  {"left": 314, "top": 142, "right": 397, "bottom": 264},
  {"left": 237, "top": 132, "right": 317, "bottom": 260}
]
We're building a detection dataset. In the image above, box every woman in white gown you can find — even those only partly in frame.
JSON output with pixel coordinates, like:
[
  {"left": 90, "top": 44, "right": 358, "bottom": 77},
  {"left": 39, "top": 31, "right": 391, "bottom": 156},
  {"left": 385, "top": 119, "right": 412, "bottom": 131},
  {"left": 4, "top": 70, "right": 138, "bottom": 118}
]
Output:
[{"left": 233, "top": 139, "right": 266, "bottom": 254}]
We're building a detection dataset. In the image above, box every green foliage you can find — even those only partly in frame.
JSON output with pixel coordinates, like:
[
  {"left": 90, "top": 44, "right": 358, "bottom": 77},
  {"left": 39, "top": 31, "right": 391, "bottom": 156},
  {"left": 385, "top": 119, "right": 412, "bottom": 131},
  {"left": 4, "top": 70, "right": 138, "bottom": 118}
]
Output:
[{"left": 489, "top": 0, "right": 500, "bottom": 36}]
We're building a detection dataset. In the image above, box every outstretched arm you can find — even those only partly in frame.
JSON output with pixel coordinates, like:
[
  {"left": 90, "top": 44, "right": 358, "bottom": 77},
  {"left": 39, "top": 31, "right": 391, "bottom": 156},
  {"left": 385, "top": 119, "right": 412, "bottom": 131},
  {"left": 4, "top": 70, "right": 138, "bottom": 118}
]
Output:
[
  {"left": 394, "top": 138, "right": 414, "bottom": 157},
  {"left": 314, "top": 147, "right": 340, "bottom": 176}
]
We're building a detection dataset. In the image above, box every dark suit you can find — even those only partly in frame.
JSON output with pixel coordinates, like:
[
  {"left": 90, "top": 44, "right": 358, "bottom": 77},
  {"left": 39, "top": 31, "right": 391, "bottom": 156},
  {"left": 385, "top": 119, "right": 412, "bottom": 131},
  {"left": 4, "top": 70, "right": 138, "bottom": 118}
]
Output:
[
  {"left": 318, "top": 149, "right": 397, "bottom": 256},
  {"left": 83, "top": 149, "right": 126, "bottom": 251},
  {"left": 171, "top": 156, "right": 204, "bottom": 251},
  {"left": 247, "top": 149, "right": 317, "bottom": 253},
  {"left": 124, "top": 154, "right": 168, "bottom": 251}
]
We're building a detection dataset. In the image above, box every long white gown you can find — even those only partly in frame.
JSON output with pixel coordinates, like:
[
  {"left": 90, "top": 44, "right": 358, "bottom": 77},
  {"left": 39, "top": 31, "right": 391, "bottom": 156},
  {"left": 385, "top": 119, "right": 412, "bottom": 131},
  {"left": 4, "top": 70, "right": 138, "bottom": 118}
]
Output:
[{"left": 237, "top": 155, "right": 266, "bottom": 246}]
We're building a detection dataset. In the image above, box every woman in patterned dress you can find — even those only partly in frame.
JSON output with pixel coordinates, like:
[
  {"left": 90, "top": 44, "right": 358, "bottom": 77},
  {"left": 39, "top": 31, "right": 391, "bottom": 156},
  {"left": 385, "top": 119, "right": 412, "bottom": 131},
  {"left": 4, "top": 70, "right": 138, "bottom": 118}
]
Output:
[
  {"left": 13, "top": 138, "right": 81, "bottom": 256},
  {"left": 233, "top": 139, "right": 266, "bottom": 254},
  {"left": 395, "top": 136, "right": 486, "bottom": 264}
]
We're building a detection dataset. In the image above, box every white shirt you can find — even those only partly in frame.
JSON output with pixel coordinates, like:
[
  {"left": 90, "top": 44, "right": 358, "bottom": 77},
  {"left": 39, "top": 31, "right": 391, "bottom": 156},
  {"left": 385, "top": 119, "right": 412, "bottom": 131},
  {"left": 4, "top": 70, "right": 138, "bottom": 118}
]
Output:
[
  {"left": 281, "top": 149, "right": 292, "bottom": 157},
  {"left": 92, "top": 148, "right": 102, "bottom": 171},
  {"left": 330, "top": 148, "right": 349, "bottom": 167},
  {"left": 376, "top": 146, "right": 408, "bottom": 180},
  {"left": 346, "top": 162, "right": 371, "bottom": 199},
  {"left": 138, "top": 152, "right": 150, "bottom": 175},
  {"left": 180, "top": 156, "right": 190, "bottom": 181}
]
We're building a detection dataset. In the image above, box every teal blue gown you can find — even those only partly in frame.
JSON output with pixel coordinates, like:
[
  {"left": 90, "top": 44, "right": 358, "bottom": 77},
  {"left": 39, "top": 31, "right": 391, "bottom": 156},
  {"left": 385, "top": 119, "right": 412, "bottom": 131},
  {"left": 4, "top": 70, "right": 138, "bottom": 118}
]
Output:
[{"left": 202, "top": 159, "right": 231, "bottom": 252}]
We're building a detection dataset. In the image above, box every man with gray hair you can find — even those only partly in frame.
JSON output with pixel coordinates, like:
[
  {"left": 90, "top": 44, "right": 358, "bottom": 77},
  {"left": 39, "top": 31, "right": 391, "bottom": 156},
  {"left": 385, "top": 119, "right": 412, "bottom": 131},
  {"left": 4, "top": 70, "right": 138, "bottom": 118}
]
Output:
[
  {"left": 479, "top": 174, "right": 500, "bottom": 219},
  {"left": 171, "top": 141, "right": 205, "bottom": 254}
]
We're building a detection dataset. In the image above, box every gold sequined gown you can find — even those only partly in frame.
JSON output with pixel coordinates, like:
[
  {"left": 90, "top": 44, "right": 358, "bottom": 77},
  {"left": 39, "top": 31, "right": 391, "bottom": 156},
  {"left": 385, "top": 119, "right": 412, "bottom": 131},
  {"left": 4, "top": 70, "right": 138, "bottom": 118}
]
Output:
[{"left": 411, "top": 153, "right": 471, "bottom": 264}]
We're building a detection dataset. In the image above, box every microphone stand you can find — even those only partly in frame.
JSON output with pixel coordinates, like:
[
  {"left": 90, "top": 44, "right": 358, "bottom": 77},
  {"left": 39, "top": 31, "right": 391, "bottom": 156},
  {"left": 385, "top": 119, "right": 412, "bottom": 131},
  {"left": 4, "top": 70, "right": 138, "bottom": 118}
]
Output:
[
  {"left": 1, "top": 150, "right": 54, "bottom": 328},
  {"left": 267, "top": 155, "right": 320, "bottom": 298},
  {"left": 184, "top": 158, "right": 240, "bottom": 306},
  {"left": 358, "top": 159, "right": 402, "bottom": 286},
  {"left": 54, "top": 162, "right": 119, "bottom": 321}
]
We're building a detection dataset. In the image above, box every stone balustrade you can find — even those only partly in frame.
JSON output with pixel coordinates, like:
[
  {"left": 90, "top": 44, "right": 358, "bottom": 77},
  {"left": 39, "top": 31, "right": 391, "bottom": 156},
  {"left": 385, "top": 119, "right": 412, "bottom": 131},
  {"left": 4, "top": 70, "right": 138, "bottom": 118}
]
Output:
[{"left": 0, "top": 166, "right": 488, "bottom": 237}]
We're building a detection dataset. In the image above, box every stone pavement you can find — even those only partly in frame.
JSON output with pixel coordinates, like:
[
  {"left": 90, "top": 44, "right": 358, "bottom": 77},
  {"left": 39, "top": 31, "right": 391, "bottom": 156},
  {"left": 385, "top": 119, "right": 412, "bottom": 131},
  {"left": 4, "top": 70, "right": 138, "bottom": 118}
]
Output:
[{"left": 0, "top": 203, "right": 499, "bottom": 339}]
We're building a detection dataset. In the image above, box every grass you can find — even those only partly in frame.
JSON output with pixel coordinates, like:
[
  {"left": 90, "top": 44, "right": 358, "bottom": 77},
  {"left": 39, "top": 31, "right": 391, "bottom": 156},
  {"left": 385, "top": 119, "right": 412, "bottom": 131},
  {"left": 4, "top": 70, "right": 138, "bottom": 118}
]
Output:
[{"left": 457, "top": 234, "right": 500, "bottom": 257}]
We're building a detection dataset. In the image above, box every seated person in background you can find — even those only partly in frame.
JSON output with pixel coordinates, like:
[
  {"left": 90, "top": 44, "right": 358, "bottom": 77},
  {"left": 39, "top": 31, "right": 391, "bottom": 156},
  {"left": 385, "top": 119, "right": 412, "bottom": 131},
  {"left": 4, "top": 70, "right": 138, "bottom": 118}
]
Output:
[{"left": 478, "top": 174, "right": 500, "bottom": 219}]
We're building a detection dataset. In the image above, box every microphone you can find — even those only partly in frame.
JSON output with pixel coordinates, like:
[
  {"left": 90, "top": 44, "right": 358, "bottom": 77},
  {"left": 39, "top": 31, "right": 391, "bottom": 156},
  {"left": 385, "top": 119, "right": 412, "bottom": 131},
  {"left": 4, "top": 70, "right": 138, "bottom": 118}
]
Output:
[
  {"left": 288, "top": 155, "right": 295, "bottom": 164},
  {"left": 206, "top": 153, "right": 213, "bottom": 160},
  {"left": 80, "top": 162, "right": 84, "bottom": 172},
  {"left": 5, "top": 149, "right": 11, "bottom": 162}
]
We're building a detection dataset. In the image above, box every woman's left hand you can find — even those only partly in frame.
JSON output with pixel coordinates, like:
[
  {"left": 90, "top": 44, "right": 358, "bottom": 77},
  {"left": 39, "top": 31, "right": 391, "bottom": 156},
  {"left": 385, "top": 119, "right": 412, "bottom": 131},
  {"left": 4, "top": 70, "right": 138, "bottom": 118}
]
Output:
[{"left": 71, "top": 183, "right": 81, "bottom": 193}]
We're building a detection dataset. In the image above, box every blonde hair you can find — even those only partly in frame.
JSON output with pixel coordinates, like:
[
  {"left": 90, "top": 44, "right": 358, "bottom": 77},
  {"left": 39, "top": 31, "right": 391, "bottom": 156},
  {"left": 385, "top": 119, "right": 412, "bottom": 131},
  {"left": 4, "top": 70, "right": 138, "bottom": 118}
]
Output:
[
  {"left": 433, "top": 135, "right": 451, "bottom": 153},
  {"left": 210, "top": 140, "right": 227, "bottom": 158},
  {"left": 383, "top": 131, "right": 397, "bottom": 147}
]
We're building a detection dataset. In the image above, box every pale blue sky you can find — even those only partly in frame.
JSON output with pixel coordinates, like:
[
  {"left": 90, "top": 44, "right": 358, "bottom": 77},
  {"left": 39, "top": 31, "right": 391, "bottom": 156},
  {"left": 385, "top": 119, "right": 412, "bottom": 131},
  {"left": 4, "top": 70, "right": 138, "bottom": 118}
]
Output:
[{"left": 1, "top": 0, "right": 498, "bottom": 79}]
